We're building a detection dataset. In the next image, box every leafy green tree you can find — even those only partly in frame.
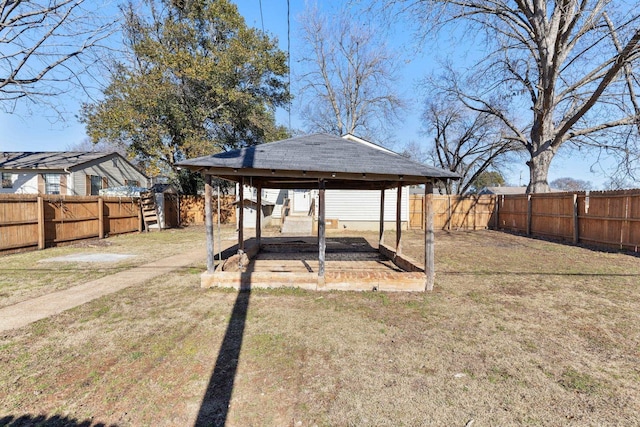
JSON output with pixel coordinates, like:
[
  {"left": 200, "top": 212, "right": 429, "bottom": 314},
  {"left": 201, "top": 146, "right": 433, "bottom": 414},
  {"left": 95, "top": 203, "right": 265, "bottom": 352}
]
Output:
[
  {"left": 469, "top": 171, "right": 506, "bottom": 193},
  {"left": 81, "top": 0, "right": 289, "bottom": 193}
]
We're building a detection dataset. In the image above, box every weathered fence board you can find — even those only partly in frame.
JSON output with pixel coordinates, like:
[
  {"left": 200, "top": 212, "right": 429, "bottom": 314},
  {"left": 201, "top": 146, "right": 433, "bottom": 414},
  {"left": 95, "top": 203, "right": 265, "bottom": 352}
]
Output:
[
  {"left": 410, "top": 194, "right": 496, "bottom": 230},
  {"left": 410, "top": 190, "right": 640, "bottom": 251},
  {"left": 0, "top": 195, "right": 141, "bottom": 253}
]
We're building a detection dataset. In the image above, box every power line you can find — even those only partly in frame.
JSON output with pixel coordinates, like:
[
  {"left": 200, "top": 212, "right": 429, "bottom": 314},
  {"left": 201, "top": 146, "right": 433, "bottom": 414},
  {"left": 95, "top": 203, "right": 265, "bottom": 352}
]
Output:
[
  {"left": 287, "top": 0, "right": 291, "bottom": 130},
  {"left": 258, "top": 0, "right": 265, "bottom": 32}
]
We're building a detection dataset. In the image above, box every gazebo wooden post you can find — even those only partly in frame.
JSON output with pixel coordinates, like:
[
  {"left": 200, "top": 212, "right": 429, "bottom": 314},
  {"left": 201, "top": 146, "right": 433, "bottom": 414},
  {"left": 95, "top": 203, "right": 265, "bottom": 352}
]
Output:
[
  {"left": 318, "top": 179, "right": 326, "bottom": 286},
  {"left": 204, "top": 174, "right": 215, "bottom": 273},
  {"left": 396, "top": 184, "right": 402, "bottom": 255},
  {"left": 379, "top": 188, "right": 385, "bottom": 246},
  {"left": 425, "top": 182, "right": 435, "bottom": 291},
  {"left": 256, "top": 184, "right": 262, "bottom": 246},
  {"left": 238, "top": 177, "right": 244, "bottom": 251}
]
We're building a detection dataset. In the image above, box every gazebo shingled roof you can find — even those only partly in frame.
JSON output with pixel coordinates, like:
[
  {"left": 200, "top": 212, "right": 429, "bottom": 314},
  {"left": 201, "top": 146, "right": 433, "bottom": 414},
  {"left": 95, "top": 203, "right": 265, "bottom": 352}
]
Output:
[
  {"left": 177, "top": 133, "right": 459, "bottom": 189},
  {"left": 177, "top": 133, "right": 460, "bottom": 292}
]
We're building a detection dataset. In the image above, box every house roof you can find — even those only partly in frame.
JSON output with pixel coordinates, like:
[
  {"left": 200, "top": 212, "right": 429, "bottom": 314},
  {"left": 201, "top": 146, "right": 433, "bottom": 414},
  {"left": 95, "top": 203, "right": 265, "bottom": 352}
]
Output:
[
  {"left": 0, "top": 151, "right": 114, "bottom": 171},
  {"left": 478, "top": 186, "right": 528, "bottom": 195},
  {"left": 177, "top": 133, "right": 459, "bottom": 190}
]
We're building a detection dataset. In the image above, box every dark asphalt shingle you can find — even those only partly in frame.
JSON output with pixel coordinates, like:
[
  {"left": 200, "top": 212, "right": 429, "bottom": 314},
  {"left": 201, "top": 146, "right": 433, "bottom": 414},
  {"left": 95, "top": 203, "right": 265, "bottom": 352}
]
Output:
[{"left": 177, "top": 133, "right": 459, "bottom": 180}]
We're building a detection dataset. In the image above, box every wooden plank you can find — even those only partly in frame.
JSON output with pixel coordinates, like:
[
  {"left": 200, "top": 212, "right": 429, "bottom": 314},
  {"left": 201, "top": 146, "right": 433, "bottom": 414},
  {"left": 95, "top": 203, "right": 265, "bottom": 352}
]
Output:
[
  {"left": 396, "top": 184, "right": 402, "bottom": 255},
  {"left": 238, "top": 178, "right": 244, "bottom": 251},
  {"left": 318, "top": 179, "right": 326, "bottom": 283},
  {"left": 425, "top": 183, "right": 435, "bottom": 291},
  {"left": 379, "top": 188, "right": 385, "bottom": 245},
  {"left": 526, "top": 194, "right": 532, "bottom": 236},
  {"left": 98, "top": 197, "right": 105, "bottom": 239},
  {"left": 573, "top": 194, "right": 579, "bottom": 244},
  {"left": 37, "top": 195, "right": 45, "bottom": 250},
  {"left": 204, "top": 174, "right": 214, "bottom": 273},
  {"left": 256, "top": 184, "right": 262, "bottom": 246}
]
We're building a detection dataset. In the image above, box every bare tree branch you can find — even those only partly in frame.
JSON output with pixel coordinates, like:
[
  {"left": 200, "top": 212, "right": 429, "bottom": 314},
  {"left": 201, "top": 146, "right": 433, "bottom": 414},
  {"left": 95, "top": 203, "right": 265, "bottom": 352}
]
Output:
[
  {"left": 0, "top": 0, "right": 117, "bottom": 113},
  {"left": 297, "top": 4, "right": 406, "bottom": 144},
  {"left": 392, "top": 0, "right": 640, "bottom": 192}
]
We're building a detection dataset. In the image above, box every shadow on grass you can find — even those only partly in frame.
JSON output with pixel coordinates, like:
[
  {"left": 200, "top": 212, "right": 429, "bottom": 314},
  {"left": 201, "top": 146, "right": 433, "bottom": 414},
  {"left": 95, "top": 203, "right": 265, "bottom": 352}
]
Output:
[
  {"left": 0, "top": 414, "right": 117, "bottom": 426},
  {"left": 439, "top": 270, "right": 640, "bottom": 277},
  {"left": 195, "top": 286, "right": 252, "bottom": 426}
]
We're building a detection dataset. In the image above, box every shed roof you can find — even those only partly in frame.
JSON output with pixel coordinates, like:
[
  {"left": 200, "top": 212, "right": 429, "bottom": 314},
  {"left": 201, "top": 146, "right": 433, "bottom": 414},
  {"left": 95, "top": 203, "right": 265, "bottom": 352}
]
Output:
[{"left": 177, "top": 133, "right": 459, "bottom": 190}]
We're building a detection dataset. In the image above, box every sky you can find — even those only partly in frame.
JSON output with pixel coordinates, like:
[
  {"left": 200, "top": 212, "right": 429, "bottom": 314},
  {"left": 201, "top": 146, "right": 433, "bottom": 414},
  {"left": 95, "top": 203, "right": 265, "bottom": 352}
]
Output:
[{"left": 0, "top": 0, "right": 619, "bottom": 189}]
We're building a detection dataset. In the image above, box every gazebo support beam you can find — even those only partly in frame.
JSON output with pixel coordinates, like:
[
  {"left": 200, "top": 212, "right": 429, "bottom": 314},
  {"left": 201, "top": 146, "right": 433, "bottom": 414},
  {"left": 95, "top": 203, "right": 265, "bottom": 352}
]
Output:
[
  {"left": 256, "top": 184, "right": 262, "bottom": 246},
  {"left": 204, "top": 174, "right": 214, "bottom": 273},
  {"left": 318, "top": 179, "right": 326, "bottom": 287},
  {"left": 379, "top": 188, "right": 385, "bottom": 246},
  {"left": 425, "top": 182, "right": 435, "bottom": 291},
  {"left": 396, "top": 184, "right": 402, "bottom": 255},
  {"left": 238, "top": 177, "right": 244, "bottom": 252}
]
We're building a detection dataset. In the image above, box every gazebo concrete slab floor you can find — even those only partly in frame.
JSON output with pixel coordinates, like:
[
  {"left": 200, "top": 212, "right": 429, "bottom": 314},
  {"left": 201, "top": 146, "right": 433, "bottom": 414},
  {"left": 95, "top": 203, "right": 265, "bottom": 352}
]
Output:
[{"left": 201, "top": 236, "right": 426, "bottom": 292}]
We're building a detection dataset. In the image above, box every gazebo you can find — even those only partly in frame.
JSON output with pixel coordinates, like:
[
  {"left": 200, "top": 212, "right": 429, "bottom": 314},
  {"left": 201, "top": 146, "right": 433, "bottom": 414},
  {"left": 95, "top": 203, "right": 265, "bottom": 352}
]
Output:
[{"left": 177, "top": 133, "right": 459, "bottom": 291}]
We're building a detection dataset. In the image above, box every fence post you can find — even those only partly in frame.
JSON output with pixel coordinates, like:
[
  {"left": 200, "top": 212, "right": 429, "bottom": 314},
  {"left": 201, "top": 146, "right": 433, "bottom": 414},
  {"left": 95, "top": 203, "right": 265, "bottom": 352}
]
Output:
[
  {"left": 447, "top": 195, "right": 452, "bottom": 231},
  {"left": 425, "top": 183, "right": 435, "bottom": 291},
  {"left": 37, "top": 195, "right": 45, "bottom": 250},
  {"left": 573, "top": 193, "right": 579, "bottom": 244},
  {"left": 621, "top": 195, "right": 630, "bottom": 249},
  {"left": 138, "top": 199, "right": 144, "bottom": 232},
  {"left": 98, "top": 197, "right": 105, "bottom": 239},
  {"left": 493, "top": 195, "right": 500, "bottom": 230},
  {"left": 526, "top": 194, "right": 532, "bottom": 236}
]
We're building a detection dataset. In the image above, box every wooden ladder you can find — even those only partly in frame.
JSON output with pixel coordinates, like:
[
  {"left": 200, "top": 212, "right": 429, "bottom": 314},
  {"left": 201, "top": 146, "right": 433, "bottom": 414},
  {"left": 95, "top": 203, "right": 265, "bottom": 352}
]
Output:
[{"left": 140, "top": 191, "right": 159, "bottom": 231}]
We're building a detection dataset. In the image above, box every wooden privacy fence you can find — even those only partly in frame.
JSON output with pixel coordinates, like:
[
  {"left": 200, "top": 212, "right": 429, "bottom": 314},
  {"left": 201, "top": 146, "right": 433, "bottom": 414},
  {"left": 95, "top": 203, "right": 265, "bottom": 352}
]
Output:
[
  {"left": 179, "top": 195, "right": 236, "bottom": 226},
  {"left": 496, "top": 190, "right": 640, "bottom": 251},
  {"left": 411, "top": 190, "right": 640, "bottom": 251},
  {"left": 0, "top": 194, "right": 141, "bottom": 253},
  {"left": 410, "top": 194, "right": 497, "bottom": 230}
]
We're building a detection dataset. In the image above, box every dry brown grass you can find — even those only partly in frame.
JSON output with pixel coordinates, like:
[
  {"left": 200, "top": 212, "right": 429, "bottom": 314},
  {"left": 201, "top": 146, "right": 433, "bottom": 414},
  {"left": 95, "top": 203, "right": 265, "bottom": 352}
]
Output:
[{"left": 1, "top": 228, "right": 639, "bottom": 426}]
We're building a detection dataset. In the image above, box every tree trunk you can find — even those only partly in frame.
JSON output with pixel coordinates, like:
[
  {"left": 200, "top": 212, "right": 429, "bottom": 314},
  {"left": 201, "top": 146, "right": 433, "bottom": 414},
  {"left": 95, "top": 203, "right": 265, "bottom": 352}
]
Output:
[{"left": 526, "top": 150, "right": 554, "bottom": 193}]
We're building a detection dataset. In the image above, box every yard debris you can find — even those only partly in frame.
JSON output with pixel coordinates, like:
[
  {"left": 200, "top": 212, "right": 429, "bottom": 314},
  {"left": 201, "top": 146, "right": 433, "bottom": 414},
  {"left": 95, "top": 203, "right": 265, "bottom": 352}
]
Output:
[{"left": 221, "top": 251, "right": 250, "bottom": 271}]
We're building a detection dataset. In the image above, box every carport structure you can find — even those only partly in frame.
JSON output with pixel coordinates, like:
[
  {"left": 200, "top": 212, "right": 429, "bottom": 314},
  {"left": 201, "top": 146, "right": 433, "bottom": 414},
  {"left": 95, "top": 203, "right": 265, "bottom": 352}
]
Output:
[{"left": 177, "top": 133, "right": 458, "bottom": 291}]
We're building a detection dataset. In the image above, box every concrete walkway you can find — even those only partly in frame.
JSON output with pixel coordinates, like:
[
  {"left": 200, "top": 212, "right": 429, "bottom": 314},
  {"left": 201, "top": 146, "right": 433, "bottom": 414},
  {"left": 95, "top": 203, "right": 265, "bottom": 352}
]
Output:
[{"left": 0, "top": 245, "right": 223, "bottom": 332}]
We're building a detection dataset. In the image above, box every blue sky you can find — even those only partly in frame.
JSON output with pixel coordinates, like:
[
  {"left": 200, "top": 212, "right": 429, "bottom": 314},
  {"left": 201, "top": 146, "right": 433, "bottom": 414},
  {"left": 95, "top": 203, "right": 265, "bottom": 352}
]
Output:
[{"left": 0, "top": 0, "right": 615, "bottom": 189}]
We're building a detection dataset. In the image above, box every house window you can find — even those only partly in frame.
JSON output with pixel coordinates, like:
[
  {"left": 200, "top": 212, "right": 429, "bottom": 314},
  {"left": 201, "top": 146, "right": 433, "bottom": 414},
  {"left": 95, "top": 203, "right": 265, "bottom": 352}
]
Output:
[
  {"left": 125, "top": 179, "right": 140, "bottom": 187},
  {"left": 1, "top": 173, "right": 12, "bottom": 188},
  {"left": 44, "top": 174, "right": 61, "bottom": 194},
  {"left": 89, "top": 175, "right": 105, "bottom": 195}
]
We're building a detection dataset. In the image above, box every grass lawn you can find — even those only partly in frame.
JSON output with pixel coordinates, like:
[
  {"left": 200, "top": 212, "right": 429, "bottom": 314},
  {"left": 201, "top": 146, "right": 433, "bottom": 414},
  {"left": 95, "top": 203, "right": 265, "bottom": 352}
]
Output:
[{"left": 0, "top": 227, "right": 639, "bottom": 426}]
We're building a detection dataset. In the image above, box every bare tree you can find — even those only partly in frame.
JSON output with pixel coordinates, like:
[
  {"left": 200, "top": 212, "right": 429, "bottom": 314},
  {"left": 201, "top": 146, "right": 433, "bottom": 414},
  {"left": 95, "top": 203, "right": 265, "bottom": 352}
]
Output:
[
  {"left": 412, "top": 96, "right": 520, "bottom": 194},
  {"left": 550, "top": 177, "right": 592, "bottom": 191},
  {"left": 0, "top": 0, "right": 116, "bottom": 113},
  {"left": 66, "top": 137, "right": 127, "bottom": 156},
  {"left": 297, "top": 4, "right": 406, "bottom": 144},
  {"left": 393, "top": 0, "right": 640, "bottom": 192}
]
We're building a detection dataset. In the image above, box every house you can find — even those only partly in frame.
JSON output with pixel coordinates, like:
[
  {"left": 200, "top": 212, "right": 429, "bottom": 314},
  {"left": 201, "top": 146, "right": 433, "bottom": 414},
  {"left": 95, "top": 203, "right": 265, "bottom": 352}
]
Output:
[
  {"left": 0, "top": 152, "right": 149, "bottom": 195},
  {"left": 478, "top": 186, "right": 563, "bottom": 195},
  {"left": 478, "top": 186, "right": 528, "bottom": 195}
]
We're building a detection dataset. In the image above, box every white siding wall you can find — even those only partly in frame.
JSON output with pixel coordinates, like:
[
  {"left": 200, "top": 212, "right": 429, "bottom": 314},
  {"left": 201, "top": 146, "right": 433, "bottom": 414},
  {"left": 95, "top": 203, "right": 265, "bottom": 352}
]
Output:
[
  {"left": 325, "top": 187, "right": 409, "bottom": 221},
  {"left": 263, "top": 188, "right": 286, "bottom": 218},
  {"left": 0, "top": 173, "right": 39, "bottom": 194}
]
